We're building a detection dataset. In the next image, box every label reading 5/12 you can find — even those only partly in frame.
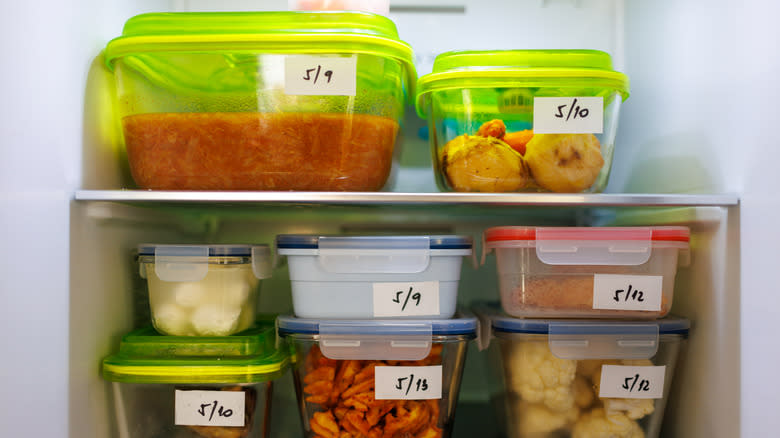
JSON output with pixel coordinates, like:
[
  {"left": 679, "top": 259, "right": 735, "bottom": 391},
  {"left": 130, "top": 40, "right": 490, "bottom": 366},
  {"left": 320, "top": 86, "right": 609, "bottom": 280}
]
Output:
[
  {"left": 533, "top": 96, "right": 604, "bottom": 134},
  {"left": 372, "top": 281, "right": 440, "bottom": 317},
  {"left": 374, "top": 366, "right": 443, "bottom": 400},
  {"left": 592, "top": 274, "right": 663, "bottom": 312},
  {"left": 284, "top": 55, "right": 357, "bottom": 96},
  {"left": 174, "top": 389, "right": 245, "bottom": 427},
  {"left": 598, "top": 365, "right": 666, "bottom": 399}
]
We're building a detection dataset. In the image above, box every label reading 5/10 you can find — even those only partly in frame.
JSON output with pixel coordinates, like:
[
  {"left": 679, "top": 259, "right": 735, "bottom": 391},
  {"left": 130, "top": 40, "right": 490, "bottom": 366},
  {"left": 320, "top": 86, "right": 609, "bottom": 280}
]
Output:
[
  {"left": 284, "top": 55, "right": 357, "bottom": 96},
  {"left": 372, "top": 281, "right": 440, "bottom": 317},
  {"left": 533, "top": 97, "right": 604, "bottom": 134},
  {"left": 592, "top": 274, "right": 663, "bottom": 312},
  {"left": 374, "top": 365, "right": 443, "bottom": 400},
  {"left": 174, "top": 389, "right": 245, "bottom": 427},
  {"left": 598, "top": 365, "right": 666, "bottom": 399}
]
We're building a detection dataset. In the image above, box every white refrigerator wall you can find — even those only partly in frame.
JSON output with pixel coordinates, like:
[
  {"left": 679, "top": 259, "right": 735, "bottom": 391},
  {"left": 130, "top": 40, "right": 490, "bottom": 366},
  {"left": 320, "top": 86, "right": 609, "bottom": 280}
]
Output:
[{"left": 0, "top": 1, "right": 777, "bottom": 437}]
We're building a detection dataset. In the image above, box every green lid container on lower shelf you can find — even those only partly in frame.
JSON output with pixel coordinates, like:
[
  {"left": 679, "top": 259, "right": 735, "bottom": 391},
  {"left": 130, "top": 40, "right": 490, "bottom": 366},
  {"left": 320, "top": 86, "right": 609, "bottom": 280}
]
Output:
[{"left": 102, "top": 322, "right": 288, "bottom": 384}]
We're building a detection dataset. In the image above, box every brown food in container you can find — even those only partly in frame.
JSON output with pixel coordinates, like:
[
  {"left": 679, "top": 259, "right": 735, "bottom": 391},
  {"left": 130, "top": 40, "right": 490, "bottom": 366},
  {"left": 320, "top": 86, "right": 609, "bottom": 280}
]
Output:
[
  {"left": 122, "top": 112, "right": 399, "bottom": 191},
  {"left": 301, "top": 344, "right": 445, "bottom": 438}
]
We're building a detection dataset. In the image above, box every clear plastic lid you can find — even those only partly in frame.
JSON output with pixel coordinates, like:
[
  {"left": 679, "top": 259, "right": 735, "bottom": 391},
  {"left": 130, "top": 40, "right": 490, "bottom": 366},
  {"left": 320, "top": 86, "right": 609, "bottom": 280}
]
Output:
[
  {"left": 278, "top": 315, "right": 477, "bottom": 360},
  {"left": 277, "top": 235, "right": 473, "bottom": 273},
  {"left": 137, "top": 244, "right": 272, "bottom": 282},
  {"left": 276, "top": 235, "right": 473, "bottom": 250},
  {"left": 102, "top": 321, "right": 288, "bottom": 384},
  {"left": 482, "top": 227, "right": 690, "bottom": 266},
  {"left": 474, "top": 303, "right": 689, "bottom": 360}
]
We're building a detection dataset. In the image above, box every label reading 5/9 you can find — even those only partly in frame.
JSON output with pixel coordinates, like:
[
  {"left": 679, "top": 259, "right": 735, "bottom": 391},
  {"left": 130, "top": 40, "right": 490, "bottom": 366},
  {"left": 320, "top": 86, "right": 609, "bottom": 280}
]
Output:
[
  {"left": 598, "top": 365, "right": 666, "bottom": 399},
  {"left": 372, "top": 281, "right": 440, "bottom": 317},
  {"left": 174, "top": 389, "right": 245, "bottom": 427},
  {"left": 533, "top": 96, "right": 604, "bottom": 134},
  {"left": 374, "top": 365, "right": 443, "bottom": 400},
  {"left": 284, "top": 55, "right": 357, "bottom": 96},
  {"left": 592, "top": 274, "right": 663, "bottom": 312}
]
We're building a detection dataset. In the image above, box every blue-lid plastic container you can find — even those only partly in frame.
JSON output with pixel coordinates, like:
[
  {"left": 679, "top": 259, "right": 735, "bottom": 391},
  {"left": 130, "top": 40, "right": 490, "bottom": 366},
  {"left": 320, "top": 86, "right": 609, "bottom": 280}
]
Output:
[
  {"left": 276, "top": 235, "right": 473, "bottom": 319},
  {"left": 474, "top": 303, "right": 689, "bottom": 438},
  {"left": 137, "top": 244, "right": 272, "bottom": 336},
  {"left": 277, "top": 314, "right": 477, "bottom": 437}
]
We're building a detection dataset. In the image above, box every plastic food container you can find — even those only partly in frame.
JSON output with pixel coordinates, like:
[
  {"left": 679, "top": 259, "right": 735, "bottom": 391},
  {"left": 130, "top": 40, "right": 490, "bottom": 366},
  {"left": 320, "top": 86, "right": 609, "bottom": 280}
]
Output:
[
  {"left": 138, "top": 244, "right": 272, "bottom": 336},
  {"left": 416, "top": 50, "right": 629, "bottom": 193},
  {"left": 276, "top": 235, "right": 473, "bottom": 319},
  {"left": 483, "top": 227, "right": 690, "bottom": 319},
  {"left": 105, "top": 11, "right": 415, "bottom": 191},
  {"left": 277, "top": 315, "right": 477, "bottom": 438},
  {"left": 475, "top": 304, "right": 689, "bottom": 438},
  {"left": 102, "top": 323, "right": 289, "bottom": 438}
]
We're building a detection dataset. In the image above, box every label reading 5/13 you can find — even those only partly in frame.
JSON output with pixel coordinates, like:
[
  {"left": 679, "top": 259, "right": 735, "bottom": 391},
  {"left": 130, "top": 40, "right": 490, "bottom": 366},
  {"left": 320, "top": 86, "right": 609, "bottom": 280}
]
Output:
[
  {"left": 598, "top": 365, "right": 666, "bottom": 399},
  {"left": 175, "top": 389, "right": 245, "bottom": 427},
  {"left": 374, "top": 366, "right": 443, "bottom": 400},
  {"left": 284, "top": 55, "right": 357, "bottom": 96},
  {"left": 533, "top": 97, "right": 604, "bottom": 134},
  {"left": 372, "top": 281, "right": 440, "bottom": 317},
  {"left": 592, "top": 274, "right": 663, "bottom": 312}
]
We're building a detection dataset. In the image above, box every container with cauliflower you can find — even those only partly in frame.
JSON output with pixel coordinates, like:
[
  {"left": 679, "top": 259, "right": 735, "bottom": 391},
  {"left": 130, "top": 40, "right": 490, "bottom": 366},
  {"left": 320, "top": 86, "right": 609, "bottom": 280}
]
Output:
[
  {"left": 475, "top": 304, "right": 689, "bottom": 438},
  {"left": 416, "top": 50, "right": 629, "bottom": 193},
  {"left": 482, "top": 227, "right": 690, "bottom": 319},
  {"left": 138, "top": 244, "right": 272, "bottom": 336},
  {"left": 277, "top": 315, "right": 477, "bottom": 437},
  {"left": 102, "top": 322, "right": 289, "bottom": 438}
]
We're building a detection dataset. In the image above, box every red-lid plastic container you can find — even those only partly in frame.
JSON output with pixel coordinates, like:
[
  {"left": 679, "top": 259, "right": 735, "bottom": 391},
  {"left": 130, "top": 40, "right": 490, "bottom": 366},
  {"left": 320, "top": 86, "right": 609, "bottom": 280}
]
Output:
[{"left": 482, "top": 227, "right": 690, "bottom": 319}]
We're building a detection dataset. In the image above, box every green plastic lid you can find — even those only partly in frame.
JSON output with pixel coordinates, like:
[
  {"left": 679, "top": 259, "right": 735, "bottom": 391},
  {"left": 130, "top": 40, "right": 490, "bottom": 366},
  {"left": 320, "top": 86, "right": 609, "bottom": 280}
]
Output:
[
  {"left": 416, "top": 49, "right": 629, "bottom": 118},
  {"left": 105, "top": 11, "right": 416, "bottom": 96},
  {"left": 102, "top": 322, "right": 288, "bottom": 384}
]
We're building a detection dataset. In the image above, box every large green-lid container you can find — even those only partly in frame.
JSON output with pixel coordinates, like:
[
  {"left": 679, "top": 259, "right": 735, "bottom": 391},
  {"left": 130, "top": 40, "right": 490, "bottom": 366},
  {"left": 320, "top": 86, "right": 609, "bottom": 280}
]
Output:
[
  {"left": 102, "top": 323, "right": 288, "bottom": 384},
  {"left": 104, "top": 11, "right": 415, "bottom": 191}
]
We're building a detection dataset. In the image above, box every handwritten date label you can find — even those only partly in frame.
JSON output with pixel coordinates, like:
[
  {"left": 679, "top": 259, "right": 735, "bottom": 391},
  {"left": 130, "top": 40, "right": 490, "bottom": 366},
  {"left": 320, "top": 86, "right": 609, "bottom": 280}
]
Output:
[
  {"left": 375, "top": 366, "right": 443, "bottom": 400},
  {"left": 285, "top": 55, "right": 357, "bottom": 96},
  {"left": 533, "top": 96, "right": 604, "bottom": 134},
  {"left": 592, "top": 274, "right": 663, "bottom": 312},
  {"left": 598, "top": 365, "right": 666, "bottom": 399},
  {"left": 174, "top": 389, "right": 245, "bottom": 427},
  {"left": 372, "top": 281, "right": 440, "bottom": 317}
]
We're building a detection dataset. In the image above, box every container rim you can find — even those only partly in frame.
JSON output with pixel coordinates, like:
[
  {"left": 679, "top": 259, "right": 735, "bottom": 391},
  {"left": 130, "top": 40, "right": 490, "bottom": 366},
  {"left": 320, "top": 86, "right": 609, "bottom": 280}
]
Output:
[
  {"left": 277, "top": 314, "right": 478, "bottom": 336},
  {"left": 484, "top": 226, "right": 691, "bottom": 244}
]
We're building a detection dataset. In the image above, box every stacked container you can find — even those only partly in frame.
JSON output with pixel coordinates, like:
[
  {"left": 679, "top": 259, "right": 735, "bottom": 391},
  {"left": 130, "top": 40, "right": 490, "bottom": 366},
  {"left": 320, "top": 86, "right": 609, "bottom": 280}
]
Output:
[
  {"left": 102, "top": 245, "right": 288, "bottom": 438},
  {"left": 275, "top": 234, "right": 477, "bottom": 438},
  {"left": 477, "top": 226, "right": 692, "bottom": 438}
]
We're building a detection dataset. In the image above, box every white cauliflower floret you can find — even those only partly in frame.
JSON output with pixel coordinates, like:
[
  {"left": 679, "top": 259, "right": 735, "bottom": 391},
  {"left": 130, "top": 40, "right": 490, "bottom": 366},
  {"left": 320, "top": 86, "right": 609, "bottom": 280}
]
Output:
[
  {"left": 572, "top": 408, "right": 645, "bottom": 438},
  {"left": 513, "top": 401, "right": 578, "bottom": 437},
  {"left": 591, "top": 359, "right": 656, "bottom": 420},
  {"left": 505, "top": 340, "right": 577, "bottom": 412},
  {"left": 153, "top": 303, "right": 193, "bottom": 335},
  {"left": 172, "top": 281, "right": 207, "bottom": 308},
  {"left": 190, "top": 304, "right": 241, "bottom": 336}
]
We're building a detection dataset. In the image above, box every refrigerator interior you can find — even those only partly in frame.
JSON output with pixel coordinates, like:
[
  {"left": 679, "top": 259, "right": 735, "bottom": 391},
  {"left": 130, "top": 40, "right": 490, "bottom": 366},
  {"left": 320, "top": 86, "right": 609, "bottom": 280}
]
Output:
[{"left": 1, "top": 0, "right": 777, "bottom": 437}]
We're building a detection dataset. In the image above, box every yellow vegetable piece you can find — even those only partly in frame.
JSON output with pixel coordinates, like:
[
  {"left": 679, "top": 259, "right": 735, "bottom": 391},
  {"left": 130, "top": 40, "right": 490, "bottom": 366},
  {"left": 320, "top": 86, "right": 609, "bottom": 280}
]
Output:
[{"left": 524, "top": 133, "right": 604, "bottom": 193}]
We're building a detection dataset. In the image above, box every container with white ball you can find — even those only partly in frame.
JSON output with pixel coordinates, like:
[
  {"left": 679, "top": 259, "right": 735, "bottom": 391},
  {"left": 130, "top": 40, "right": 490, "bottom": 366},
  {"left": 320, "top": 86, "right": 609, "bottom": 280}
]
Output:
[{"left": 138, "top": 244, "right": 272, "bottom": 336}]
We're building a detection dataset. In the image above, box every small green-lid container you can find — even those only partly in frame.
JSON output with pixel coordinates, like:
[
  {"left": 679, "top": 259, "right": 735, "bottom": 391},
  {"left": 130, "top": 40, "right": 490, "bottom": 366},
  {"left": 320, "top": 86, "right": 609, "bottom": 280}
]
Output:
[
  {"left": 102, "top": 322, "right": 288, "bottom": 384},
  {"left": 105, "top": 11, "right": 416, "bottom": 99},
  {"left": 416, "top": 49, "right": 629, "bottom": 118}
]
